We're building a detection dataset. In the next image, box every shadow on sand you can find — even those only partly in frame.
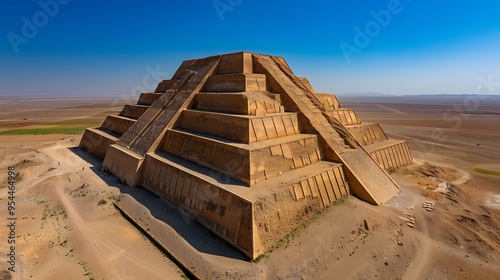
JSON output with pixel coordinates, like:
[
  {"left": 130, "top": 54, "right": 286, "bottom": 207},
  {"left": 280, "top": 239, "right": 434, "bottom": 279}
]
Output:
[{"left": 69, "top": 147, "right": 248, "bottom": 261}]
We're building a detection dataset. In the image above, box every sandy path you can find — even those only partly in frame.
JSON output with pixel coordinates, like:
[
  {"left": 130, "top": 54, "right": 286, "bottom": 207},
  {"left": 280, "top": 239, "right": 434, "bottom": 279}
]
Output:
[
  {"left": 377, "top": 105, "right": 406, "bottom": 114},
  {"left": 365, "top": 187, "right": 433, "bottom": 280},
  {"left": 398, "top": 161, "right": 474, "bottom": 280},
  {"left": 0, "top": 143, "right": 79, "bottom": 199},
  {"left": 55, "top": 182, "right": 176, "bottom": 279},
  {"left": 54, "top": 183, "right": 114, "bottom": 278},
  {"left": 1, "top": 139, "right": 181, "bottom": 279},
  {"left": 45, "top": 142, "right": 179, "bottom": 279},
  {"left": 401, "top": 196, "right": 431, "bottom": 280}
]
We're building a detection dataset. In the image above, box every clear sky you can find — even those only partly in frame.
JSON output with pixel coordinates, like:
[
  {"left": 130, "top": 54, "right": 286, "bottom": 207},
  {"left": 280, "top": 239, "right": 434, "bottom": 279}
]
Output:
[{"left": 1, "top": 0, "right": 500, "bottom": 97}]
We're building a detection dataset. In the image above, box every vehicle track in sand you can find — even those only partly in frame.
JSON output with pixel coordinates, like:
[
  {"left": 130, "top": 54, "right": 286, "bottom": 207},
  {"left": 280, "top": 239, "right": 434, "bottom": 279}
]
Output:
[
  {"left": 376, "top": 105, "right": 406, "bottom": 115},
  {"left": 398, "top": 161, "right": 472, "bottom": 280},
  {"left": 55, "top": 179, "right": 175, "bottom": 279},
  {"left": 1, "top": 139, "right": 180, "bottom": 279}
]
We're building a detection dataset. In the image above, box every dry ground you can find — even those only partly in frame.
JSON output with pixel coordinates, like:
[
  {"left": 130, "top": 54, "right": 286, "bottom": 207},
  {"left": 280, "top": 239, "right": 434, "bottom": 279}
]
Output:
[
  {"left": 0, "top": 95, "right": 499, "bottom": 279},
  {"left": 0, "top": 98, "right": 184, "bottom": 280}
]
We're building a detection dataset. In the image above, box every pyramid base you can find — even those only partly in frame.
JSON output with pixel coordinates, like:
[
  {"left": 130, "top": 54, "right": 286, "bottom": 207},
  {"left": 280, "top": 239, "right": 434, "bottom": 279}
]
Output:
[
  {"left": 102, "top": 144, "right": 145, "bottom": 187},
  {"left": 79, "top": 128, "right": 118, "bottom": 160},
  {"left": 365, "top": 140, "right": 413, "bottom": 171},
  {"left": 141, "top": 152, "right": 348, "bottom": 259}
]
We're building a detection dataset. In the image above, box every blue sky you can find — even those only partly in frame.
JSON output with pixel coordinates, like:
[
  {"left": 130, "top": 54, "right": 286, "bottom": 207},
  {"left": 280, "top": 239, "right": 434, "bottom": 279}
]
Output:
[{"left": 1, "top": 0, "right": 500, "bottom": 97}]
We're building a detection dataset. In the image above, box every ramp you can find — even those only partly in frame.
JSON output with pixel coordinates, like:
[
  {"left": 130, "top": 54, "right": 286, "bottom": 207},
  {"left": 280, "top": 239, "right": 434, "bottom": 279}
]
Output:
[{"left": 253, "top": 54, "right": 400, "bottom": 205}]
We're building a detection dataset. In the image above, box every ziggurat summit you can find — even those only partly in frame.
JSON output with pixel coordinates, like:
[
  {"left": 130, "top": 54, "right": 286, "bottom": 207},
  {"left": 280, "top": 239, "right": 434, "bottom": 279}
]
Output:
[{"left": 79, "top": 52, "right": 413, "bottom": 259}]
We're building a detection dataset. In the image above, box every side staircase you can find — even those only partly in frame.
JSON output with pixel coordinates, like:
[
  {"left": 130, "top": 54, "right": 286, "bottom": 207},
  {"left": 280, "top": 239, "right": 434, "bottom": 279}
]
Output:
[
  {"left": 139, "top": 55, "right": 349, "bottom": 257},
  {"left": 79, "top": 92, "right": 161, "bottom": 159},
  {"left": 314, "top": 93, "right": 413, "bottom": 170},
  {"left": 79, "top": 52, "right": 412, "bottom": 259}
]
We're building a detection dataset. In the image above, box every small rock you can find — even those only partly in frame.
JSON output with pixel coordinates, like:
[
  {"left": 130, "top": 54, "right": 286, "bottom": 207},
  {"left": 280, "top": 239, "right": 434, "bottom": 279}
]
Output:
[{"left": 364, "top": 219, "right": 370, "bottom": 231}]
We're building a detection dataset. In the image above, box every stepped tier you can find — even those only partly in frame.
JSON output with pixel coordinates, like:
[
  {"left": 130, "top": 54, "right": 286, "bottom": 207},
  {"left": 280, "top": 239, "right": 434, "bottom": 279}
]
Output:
[
  {"left": 161, "top": 128, "right": 322, "bottom": 186},
  {"left": 324, "top": 108, "right": 361, "bottom": 126},
  {"left": 119, "top": 104, "right": 149, "bottom": 120},
  {"left": 316, "top": 93, "right": 341, "bottom": 109},
  {"left": 79, "top": 51, "right": 412, "bottom": 259},
  {"left": 194, "top": 92, "right": 282, "bottom": 115},
  {"left": 364, "top": 139, "right": 413, "bottom": 170},
  {"left": 177, "top": 110, "right": 299, "bottom": 143},
  {"left": 253, "top": 54, "right": 400, "bottom": 205},
  {"left": 79, "top": 128, "right": 118, "bottom": 160},
  {"left": 137, "top": 93, "right": 162, "bottom": 105},
  {"left": 346, "top": 123, "right": 389, "bottom": 146},
  {"left": 142, "top": 151, "right": 347, "bottom": 258},
  {"left": 205, "top": 74, "right": 268, "bottom": 92},
  {"left": 101, "top": 115, "right": 136, "bottom": 135}
]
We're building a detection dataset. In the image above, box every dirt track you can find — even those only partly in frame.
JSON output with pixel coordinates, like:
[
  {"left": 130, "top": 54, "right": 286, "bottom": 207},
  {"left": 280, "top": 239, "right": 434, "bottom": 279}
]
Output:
[{"left": 0, "top": 137, "right": 182, "bottom": 280}]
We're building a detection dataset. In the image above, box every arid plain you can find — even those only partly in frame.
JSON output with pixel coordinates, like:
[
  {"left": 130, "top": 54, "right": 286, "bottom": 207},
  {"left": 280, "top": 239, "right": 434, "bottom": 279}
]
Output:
[{"left": 0, "top": 95, "right": 499, "bottom": 279}]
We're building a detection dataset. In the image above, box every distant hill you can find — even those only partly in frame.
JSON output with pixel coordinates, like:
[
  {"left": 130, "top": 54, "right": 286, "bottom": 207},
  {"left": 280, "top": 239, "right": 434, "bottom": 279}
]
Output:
[
  {"left": 0, "top": 94, "right": 128, "bottom": 101},
  {"left": 334, "top": 93, "right": 500, "bottom": 98}
]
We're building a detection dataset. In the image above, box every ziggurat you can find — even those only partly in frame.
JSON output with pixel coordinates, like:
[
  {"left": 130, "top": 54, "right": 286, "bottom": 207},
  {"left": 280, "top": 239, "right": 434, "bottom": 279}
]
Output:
[{"left": 79, "top": 52, "right": 413, "bottom": 259}]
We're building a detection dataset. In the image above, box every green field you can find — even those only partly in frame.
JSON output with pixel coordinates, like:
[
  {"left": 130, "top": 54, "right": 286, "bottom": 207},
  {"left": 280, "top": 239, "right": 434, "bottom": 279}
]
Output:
[
  {"left": 473, "top": 168, "right": 500, "bottom": 176},
  {"left": 42, "top": 120, "right": 101, "bottom": 125},
  {"left": 0, "top": 128, "right": 85, "bottom": 135}
]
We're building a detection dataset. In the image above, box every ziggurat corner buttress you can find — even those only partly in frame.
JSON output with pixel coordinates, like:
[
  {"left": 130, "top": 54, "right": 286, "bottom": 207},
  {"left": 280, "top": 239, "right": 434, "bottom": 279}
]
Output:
[{"left": 79, "top": 52, "right": 413, "bottom": 259}]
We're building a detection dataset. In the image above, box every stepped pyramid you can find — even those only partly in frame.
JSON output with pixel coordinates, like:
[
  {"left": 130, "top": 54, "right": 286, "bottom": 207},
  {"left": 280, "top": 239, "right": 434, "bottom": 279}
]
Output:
[{"left": 79, "top": 52, "right": 412, "bottom": 259}]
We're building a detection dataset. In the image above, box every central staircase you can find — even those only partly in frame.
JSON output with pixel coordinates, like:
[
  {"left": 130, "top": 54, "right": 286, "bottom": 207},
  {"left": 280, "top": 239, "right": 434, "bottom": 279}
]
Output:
[{"left": 79, "top": 52, "right": 412, "bottom": 259}]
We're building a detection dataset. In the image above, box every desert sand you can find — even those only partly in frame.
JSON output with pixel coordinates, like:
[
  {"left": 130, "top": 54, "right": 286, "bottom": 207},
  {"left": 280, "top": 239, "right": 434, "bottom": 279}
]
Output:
[{"left": 0, "top": 95, "right": 499, "bottom": 279}]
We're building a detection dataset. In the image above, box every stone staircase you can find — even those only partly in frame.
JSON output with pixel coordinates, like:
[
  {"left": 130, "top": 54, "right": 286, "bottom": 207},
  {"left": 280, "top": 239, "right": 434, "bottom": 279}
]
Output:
[
  {"left": 79, "top": 92, "right": 164, "bottom": 160},
  {"left": 79, "top": 52, "right": 412, "bottom": 259},
  {"left": 79, "top": 95, "right": 158, "bottom": 159},
  {"left": 314, "top": 92, "right": 413, "bottom": 170},
  {"left": 253, "top": 54, "right": 402, "bottom": 205},
  {"left": 142, "top": 54, "right": 350, "bottom": 256}
]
